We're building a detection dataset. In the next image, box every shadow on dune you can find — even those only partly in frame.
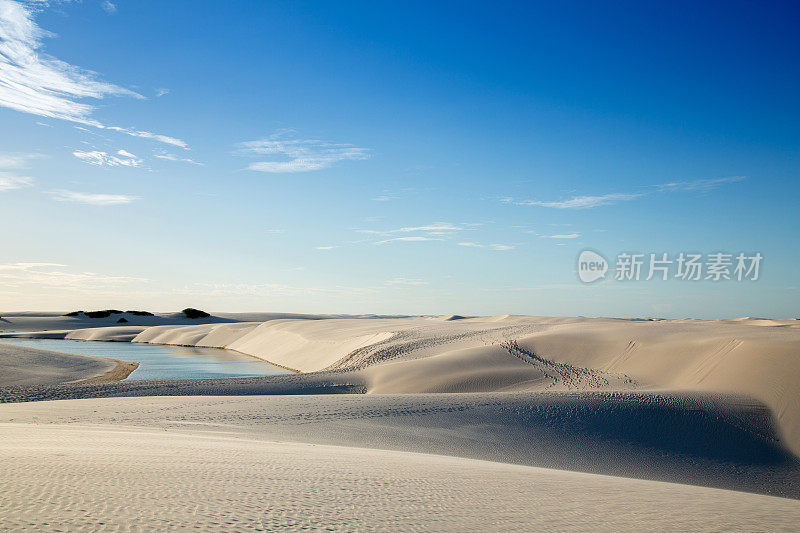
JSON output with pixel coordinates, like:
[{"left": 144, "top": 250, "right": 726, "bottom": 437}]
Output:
[{"left": 1, "top": 374, "right": 799, "bottom": 498}]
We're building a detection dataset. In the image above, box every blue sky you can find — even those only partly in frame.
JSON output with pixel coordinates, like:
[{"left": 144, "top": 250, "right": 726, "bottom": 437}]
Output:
[{"left": 0, "top": 0, "right": 797, "bottom": 317}]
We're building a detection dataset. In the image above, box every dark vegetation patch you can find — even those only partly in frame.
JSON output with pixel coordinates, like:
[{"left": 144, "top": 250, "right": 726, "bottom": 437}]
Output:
[
  {"left": 182, "top": 308, "right": 210, "bottom": 319},
  {"left": 85, "top": 310, "right": 124, "bottom": 318},
  {"left": 64, "top": 310, "right": 124, "bottom": 319}
]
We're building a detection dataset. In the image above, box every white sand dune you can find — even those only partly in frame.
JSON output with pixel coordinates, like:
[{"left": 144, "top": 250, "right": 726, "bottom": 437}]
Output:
[
  {"left": 2, "top": 392, "right": 798, "bottom": 497},
  {"left": 0, "top": 342, "right": 135, "bottom": 386},
  {"left": 3, "top": 424, "right": 798, "bottom": 532},
  {"left": 29, "top": 314, "right": 798, "bottom": 455},
  {"left": 2, "top": 313, "right": 800, "bottom": 529},
  {"left": 2, "top": 396, "right": 800, "bottom": 531}
]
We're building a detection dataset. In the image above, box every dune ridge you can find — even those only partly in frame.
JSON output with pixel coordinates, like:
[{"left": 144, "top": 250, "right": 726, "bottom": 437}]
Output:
[{"left": 3, "top": 315, "right": 800, "bottom": 455}]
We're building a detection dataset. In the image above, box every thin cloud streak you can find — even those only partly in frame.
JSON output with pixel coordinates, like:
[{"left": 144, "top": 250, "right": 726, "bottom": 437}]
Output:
[
  {"left": 0, "top": 172, "right": 32, "bottom": 190},
  {"left": 385, "top": 278, "right": 428, "bottom": 286},
  {"left": 0, "top": 261, "right": 147, "bottom": 289},
  {"left": 47, "top": 189, "right": 140, "bottom": 205},
  {"left": 0, "top": 0, "right": 187, "bottom": 147},
  {"left": 519, "top": 193, "right": 642, "bottom": 209},
  {"left": 509, "top": 176, "right": 746, "bottom": 210},
  {"left": 545, "top": 233, "right": 580, "bottom": 239},
  {"left": 0, "top": 152, "right": 42, "bottom": 168},
  {"left": 154, "top": 152, "right": 203, "bottom": 165},
  {"left": 657, "top": 176, "right": 746, "bottom": 192},
  {"left": 0, "top": 151, "right": 36, "bottom": 190},
  {"left": 358, "top": 222, "right": 477, "bottom": 236},
  {"left": 457, "top": 242, "right": 515, "bottom": 251},
  {"left": 73, "top": 149, "right": 141, "bottom": 167},
  {"left": 240, "top": 130, "right": 369, "bottom": 173},
  {"left": 374, "top": 236, "right": 443, "bottom": 245}
]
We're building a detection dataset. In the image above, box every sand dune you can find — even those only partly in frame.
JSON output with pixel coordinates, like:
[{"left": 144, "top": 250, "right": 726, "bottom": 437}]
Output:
[
  {"left": 35, "top": 315, "right": 798, "bottom": 454},
  {"left": 3, "top": 421, "right": 798, "bottom": 531},
  {"left": 2, "top": 387, "right": 799, "bottom": 497},
  {"left": 0, "top": 311, "right": 233, "bottom": 333},
  {"left": 0, "top": 342, "right": 136, "bottom": 386},
  {"left": 3, "top": 315, "right": 800, "bottom": 454},
  {"left": 2, "top": 313, "right": 800, "bottom": 528}
]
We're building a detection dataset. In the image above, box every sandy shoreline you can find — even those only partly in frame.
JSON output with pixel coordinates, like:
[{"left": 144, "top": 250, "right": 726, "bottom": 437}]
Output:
[
  {"left": 0, "top": 342, "right": 139, "bottom": 387},
  {"left": 74, "top": 358, "right": 138, "bottom": 383}
]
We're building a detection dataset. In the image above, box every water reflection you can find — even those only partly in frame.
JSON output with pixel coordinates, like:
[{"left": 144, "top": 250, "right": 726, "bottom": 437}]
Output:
[{"left": 0, "top": 338, "right": 290, "bottom": 381}]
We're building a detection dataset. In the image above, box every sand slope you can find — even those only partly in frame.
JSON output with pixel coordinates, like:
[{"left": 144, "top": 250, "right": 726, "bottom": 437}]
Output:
[
  {"left": 1, "top": 392, "right": 798, "bottom": 498},
  {"left": 46, "top": 315, "right": 799, "bottom": 453},
  {"left": 3, "top": 315, "right": 800, "bottom": 455},
  {"left": 0, "top": 342, "right": 134, "bottom": 386},
  {"left": 4, "top": 422, "right": 799, "bottom": 531}
]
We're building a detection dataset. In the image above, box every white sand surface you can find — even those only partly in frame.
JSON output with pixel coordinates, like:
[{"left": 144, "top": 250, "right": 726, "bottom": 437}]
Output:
[
  {"left": 30, "top": 315, "right": 798, "bottom": 454},
  {"left": 0, "top": 342, "right": 133, "bottom": 386},
  {"left": 2, "top": 314, "right": 799, "bottom": 529},
  {"left": 2, "top": 396, "right": 799, "bottom": 531},
  {"left": 1, "top": 393, "right": 798, "bottom": 498}
]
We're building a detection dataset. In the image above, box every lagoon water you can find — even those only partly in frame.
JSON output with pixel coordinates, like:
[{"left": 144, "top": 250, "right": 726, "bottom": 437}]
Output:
[{"left": 0, "top": 338, "right": 290, "bottom": 380}]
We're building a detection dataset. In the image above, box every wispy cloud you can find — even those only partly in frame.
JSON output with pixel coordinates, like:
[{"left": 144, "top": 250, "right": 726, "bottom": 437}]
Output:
[
  {"left": 508, "top": 176, "right": 746, "bottom": 210},
  {"left": 0, "top": 261, "right": 146, "bottom": 289},
  {"left": 519, "top": 193, "right": 642, "bottom": 209},
  {"left": 0, "top": 151, "right": 37, "bottom": 190},
  {"left": 173, "top": 281, "right": 380, "bottom": 298},
  {"left": 544, "top": 233, "right": 581, "bottom": 239},
  {"left": 656, "top": 176, "right": 746, "bottom": 193},
  {"left": 103, "top": 126, "right": 186, "bottom": 148},
  {"left": 385, "top": 277, "right": 428, "bottom": 286},
  {"left": 457, "top": 242, "right": 515, "bottom": 251},
  {"left": 0, "top": 1, "right": 186, "bottom": 147},
  {"left": 73, "top": 149, "right": 141, "bottom": 167},
  {"left": 0, "top": 172, "right": 33, "bottom": 190},
  {"left": 155, "top": 87, "right": 169, "bottom": 97},
  {"left": 375, "top": 236, "right": 443, "bottom": 245},
  {"left": 240, "top": 130, "right": 369, "bottom": 173},
  {"left": 47, "top": 189, "right": 139, "bottom": 205},
  {"left": 0, "top": 152, "right": 42, "bottom": 168},
  {"left": 362, "top": 221, "right": 481, "bottom": 245},
  {"left": 154, "top": 152, "right": 203, "bottom": 165},
  {"left": 359, "top": 222, "right": 476, "bottom": 237},
  {"left": 395, "top": 223, "right": 463, "bottom": 233},
  {"left": 371, "top": 187, "right": 417, "bottom": 202},
  {"left": 101, "top": 1, "right": 117, "bottom": 14},
  {"left": 315, "top": 245, "right": 338, "bottom": 250}
]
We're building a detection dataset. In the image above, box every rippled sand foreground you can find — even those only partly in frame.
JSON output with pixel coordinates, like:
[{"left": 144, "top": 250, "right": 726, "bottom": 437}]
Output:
[{"left": 2, "top": 406, "right": 799, "bottom": 531}]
